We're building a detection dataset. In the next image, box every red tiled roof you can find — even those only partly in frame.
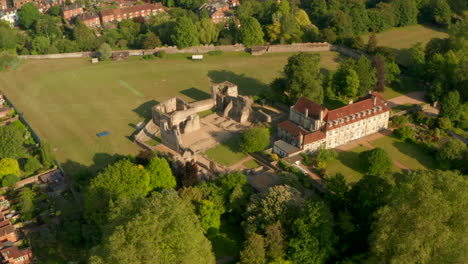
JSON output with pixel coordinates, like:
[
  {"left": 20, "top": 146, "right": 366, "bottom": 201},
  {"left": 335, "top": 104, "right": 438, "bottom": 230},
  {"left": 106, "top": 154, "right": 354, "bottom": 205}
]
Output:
[
  {"left": 292, "top": 97, "right": 327, "bottom": 119},
  {"left": 325, "top": 93, "right": 390, "bottom": 130},
  {"left": 277, "top": 120, "right": 308, "bottom": 137},
  {"left": 0, "top": 246, "right": 32, "bottom": 260},
  {"left": 100, "top": 3, "right": 164, "bottom": 17},
  {"left": 304, "top": 130, "right": 326, "bottom": 144}
]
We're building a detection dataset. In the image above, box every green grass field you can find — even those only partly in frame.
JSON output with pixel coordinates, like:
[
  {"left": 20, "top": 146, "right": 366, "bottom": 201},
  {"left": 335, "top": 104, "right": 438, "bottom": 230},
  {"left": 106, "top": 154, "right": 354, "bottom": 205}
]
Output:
[
  {"left": 362, "top": 24, "right": 448, "bottom": 66},
  {"left": 0, "top": 51, "right": 340, "bottom": 173},
  {"left": 326, "top": 145, "right": 369, "bottom": 184},
  {"left": 204, "top": 135, "right": 246, "bottom": 166},
  {"left": 243, "top": 159, "right": 260, "bottom": 169}
]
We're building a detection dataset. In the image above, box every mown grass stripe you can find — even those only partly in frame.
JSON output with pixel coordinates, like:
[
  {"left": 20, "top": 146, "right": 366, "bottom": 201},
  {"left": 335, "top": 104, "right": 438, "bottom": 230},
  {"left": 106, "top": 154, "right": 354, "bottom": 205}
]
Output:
[{"left": 118, "top": 80, "right": 143, "bottom": 97}]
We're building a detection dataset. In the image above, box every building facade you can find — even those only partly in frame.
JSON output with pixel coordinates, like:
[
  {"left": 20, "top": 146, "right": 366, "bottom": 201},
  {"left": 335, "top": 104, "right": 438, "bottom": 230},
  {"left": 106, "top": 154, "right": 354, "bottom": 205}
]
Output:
[
  {"left": 62, "top": 4, "right": 83, "bottom": 20},
  {"left": 274, "top": 92, "right": 390, "bottom": 157},
  {"left": 100, "top": 3, "right": 164, "bottom": 24}
]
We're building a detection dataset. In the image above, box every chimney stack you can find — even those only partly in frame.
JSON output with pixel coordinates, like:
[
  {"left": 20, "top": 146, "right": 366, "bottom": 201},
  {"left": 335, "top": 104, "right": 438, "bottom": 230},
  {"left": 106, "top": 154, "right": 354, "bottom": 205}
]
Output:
[
  {"left": 298, "top": 133, "right": 304, "bottom": 148},
  {"left": 319, "top": 108, "right": 324, "bottom": 121},
  {"left": 348, "top": 100, "right": 353, "bottom": 105},
  {"left": 372, "top": 95, "right": 377, "bottom": 106},
  {"left": 305, "top": 108, "right": 309, "bottom": 118}
]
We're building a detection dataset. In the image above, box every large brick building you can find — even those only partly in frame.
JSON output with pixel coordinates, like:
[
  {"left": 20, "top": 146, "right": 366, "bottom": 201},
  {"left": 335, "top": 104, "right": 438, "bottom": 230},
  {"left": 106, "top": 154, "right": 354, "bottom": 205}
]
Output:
[
  {"left": 99, "top": 3, "right": 164, "bottom": 24},
  {"left": 79, "top": 12, "right": 100, "bottom": 27},
  {"left": 62, "top": 3, "right": 83, "bottom": 20},
  {"left": 0, "top": 246, "right": 32, "bottom": 264},
  {"left": 274, "top": 92, "right": 390, "bottom": 157}
]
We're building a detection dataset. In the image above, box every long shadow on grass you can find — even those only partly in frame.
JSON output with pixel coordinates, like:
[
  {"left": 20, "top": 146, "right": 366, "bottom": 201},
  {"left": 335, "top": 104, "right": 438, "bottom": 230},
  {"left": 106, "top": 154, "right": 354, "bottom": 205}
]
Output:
[
  {"left": 393, "top": 141, "right": 435, "bottom": 169},
  {"left": 337, "top": 151, "right": 366, "bottom": 174},
  {"left": 180, "top": 87, "right": 211, "bottom": 101},
  {"left": 207, "top": 70, "right": 269, "bottom": 96},
  {"left": 133, "top": 100, "right": 159, "bottom": 120}
]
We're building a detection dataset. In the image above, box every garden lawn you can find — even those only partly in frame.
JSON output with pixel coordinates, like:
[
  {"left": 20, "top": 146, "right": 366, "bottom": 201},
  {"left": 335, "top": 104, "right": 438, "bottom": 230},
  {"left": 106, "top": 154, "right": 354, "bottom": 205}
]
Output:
[
  {"left": 243, "top": 159, "right": 260, "bottom": 169},
  {"left": 0, "top": 51, "right": 340, "bottom": 173},
  {"left": 370, "top": 136, "right": 436, "bottom": 170},
  {"left": 326, "top": 145, "right": 370, "bottom": 184},
  {"left": 204, "top": 135, "right": 246, "bottom": 166},
  {"left": 362, "top": 24, "right": 448, "bottom": 66}
]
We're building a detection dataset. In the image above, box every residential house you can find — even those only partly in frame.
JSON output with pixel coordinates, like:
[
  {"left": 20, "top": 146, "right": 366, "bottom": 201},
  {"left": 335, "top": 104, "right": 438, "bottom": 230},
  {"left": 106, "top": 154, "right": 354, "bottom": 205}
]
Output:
[
  {"left": 0, "top": 8, "right": 16, "bottom": 25},
  {"left": 12, "top": 0, "right": 33, "bottom": 10},
  {"left": 0, "top": 0, "right": 8, "bottom": 10},
  {"left": 79, "top": 12, "right": 100, "bottom": 27},
  {"left": 0, "top": 246, "right": 32, "bottom": 264},
  {"left": 62, "top": 3, "right": 83, "bottom": 20},
  {"left": 0, "top": 218, "right": 17, "bottom": 243},
  {"left": 100, "top": 3, "right": 165, "bottom": 24},
  {"left": 274, "top": 92, "right": 390, "bottom": 157}
]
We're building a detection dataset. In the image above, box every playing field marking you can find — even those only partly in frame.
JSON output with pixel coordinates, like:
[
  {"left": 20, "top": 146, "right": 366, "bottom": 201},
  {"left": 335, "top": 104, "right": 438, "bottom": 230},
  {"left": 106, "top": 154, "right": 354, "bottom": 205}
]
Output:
[{"left": 118, "top": 80, "right": 144, "bottom": 97}]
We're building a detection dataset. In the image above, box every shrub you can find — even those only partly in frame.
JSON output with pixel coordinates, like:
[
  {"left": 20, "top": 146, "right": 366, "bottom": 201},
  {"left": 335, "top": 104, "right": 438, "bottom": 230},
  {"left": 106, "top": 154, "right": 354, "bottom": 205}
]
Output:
[
  {"left": 142, "top": 54, "right": 156, "bottom": 60},
  {"left": 359, "top": 148, "right": 393, "bottom": 175},
  {"left": 391, "top": 115, "right": 407, "bottom": 127},
  {"left": 300, "top": 153, "right": 311, "bottom": 166},
  {"left": 393, "top": 126, "right": 414, "bottom": 141},
  {"left": 2, "top": 174, "right": 20, "bottom": 187},
  {"left": 315, "top": 148, "right": 337, "bottom": 163},
  {"left": 0, "top": 158, "right": 20, "bottom": 179},
  {"left": 23, "top": 156, "right": 41, "bottom": 174},
  {"left": 207, "top": 50, "right": 223, "bottom": 56},
  {"left": 156, "top": 50, "right": 167, "bottom": 58},
  {"left": 438, "top": 117, "right": 452, "bottom": 130},
  {"left": 98, "top": 43, "right": 112, "bottom": 61}
]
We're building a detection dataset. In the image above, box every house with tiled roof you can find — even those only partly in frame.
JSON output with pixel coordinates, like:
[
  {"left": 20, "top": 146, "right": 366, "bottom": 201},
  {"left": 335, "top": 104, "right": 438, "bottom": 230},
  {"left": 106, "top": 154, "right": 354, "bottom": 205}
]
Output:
[
  {"left": 62, "top": 3, "right": 83, "bottom": 20},
  {"left": 99, "top": 3, "right": 164, "bottom": 24},
  {"left": 0, "top": 216, "right": 17, "bottom": 243},
  {"left": 274, "top": 92, "right": 390, "bottom": 157},
  {"left": 0, "top": 246, "right": 32, "bottom": 264}
]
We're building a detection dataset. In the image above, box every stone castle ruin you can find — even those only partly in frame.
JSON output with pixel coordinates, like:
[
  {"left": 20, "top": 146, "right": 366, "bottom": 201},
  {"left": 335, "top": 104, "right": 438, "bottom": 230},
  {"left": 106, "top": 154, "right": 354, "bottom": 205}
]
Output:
[{"left": 135, "top": 81, "right": 253, "bottom": 154}]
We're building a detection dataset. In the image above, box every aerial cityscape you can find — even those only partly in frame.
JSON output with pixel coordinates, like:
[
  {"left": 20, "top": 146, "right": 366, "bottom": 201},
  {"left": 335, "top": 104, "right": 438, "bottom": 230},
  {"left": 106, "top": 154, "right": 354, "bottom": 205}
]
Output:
[{"left": 0, "top": 0, "right": 466, "bottom": 263}]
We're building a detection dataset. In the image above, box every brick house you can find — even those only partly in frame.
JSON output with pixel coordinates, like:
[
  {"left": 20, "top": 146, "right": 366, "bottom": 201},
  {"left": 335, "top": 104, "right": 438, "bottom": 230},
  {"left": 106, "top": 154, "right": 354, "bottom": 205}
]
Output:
[
  {"left": 0, "top": 246, "right": 32, "bottom": 264},
  {"left": 0, "top": 0, "right": 8, "bottom": 10},
  {"left": 79, "top": 12, "right": 100, "bottom": 27},
  {"left": 200, "top": 0, "right": 238, "bottom": 24},
  {"left": 100, "top": 3, "right": 164, "bottom": 24},
  {"left": 0, "top": 219, "right": 17, "bottom": 243},
  {"left": 274, "top": 92, "right": 390, "bottom": 157},
  {"left": 12, "top": 0, "right": 33, "bottom": 10},
  {"left": 62, "top": 3, "right": 83, "bottom": 20}
]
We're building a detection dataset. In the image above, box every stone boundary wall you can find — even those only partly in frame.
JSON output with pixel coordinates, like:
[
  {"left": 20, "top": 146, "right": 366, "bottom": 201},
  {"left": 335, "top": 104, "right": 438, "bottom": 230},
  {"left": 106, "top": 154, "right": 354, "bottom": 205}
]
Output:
[{"left": 18, "top": 42, "right": 335, "bottom": 60}]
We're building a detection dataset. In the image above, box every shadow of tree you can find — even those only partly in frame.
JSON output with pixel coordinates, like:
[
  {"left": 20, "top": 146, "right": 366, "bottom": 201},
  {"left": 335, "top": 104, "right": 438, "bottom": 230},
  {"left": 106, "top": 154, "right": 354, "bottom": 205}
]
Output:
[
  {"left": 180, "top": 87, "right": 211, "bottom": 101},
  {"left": 393, "top": 141, "right": 435, "bottom": 169},
  {"left": 337, "top": 151, "right": 366, "bottom": 174},
  {"left": 132, "top": 100, "right": 159, "bottom": 120},
  {"left": 207, "top": 70, "right": 269, "bottom": 96}
]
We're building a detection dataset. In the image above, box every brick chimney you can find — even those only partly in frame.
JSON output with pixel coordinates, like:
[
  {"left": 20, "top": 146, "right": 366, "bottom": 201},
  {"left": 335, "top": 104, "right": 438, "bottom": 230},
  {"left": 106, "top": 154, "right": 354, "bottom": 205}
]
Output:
[
  {"left": 298, "top": 133, "right": 304, "bottom": 148},
  {"left": 319, "top": 108, "right": 324, "bottom": 121},
  {"left": 372, "top": 95, "right": 377, "bottom": 106},
  {"left": 304, "top": 108, "right": 309, "bottom": 118}
]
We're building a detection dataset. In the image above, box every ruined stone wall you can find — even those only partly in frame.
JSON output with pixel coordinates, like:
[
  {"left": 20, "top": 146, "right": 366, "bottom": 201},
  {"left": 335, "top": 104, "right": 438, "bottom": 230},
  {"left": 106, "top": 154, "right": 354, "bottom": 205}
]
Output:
[{"left": 188, "top": 99, "right": 215, "bottom": 113}]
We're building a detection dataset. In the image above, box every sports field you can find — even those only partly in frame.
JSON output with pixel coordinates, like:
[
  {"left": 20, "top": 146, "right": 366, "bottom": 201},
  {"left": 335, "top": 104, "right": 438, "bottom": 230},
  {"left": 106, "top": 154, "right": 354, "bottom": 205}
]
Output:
[
  {"left": 362, "top": 24, "right": 448, "bottom": 66},
  {"left": 0, "top": 51, "right": 340, "bottom": 173}
]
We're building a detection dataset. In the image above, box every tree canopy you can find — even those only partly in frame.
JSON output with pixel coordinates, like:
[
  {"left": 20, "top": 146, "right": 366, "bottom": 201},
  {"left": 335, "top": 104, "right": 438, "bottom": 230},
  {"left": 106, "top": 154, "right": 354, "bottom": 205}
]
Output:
[
  {"left": 283, "top": 53, "right": 323, "bottom": 103},
  {"left": 241, "top": 127, "right": 270, "bottom": 153},
  {"left": 360, "top": 147, "right": 393, "bottom": 176},
  {"left": 238, "top": 17, "right": 264, "bottom": 47},
  {"left": 18, "top": 3, "right": 41, "bottom": 29},
  {"left": 146, "top": 156, "right": 176, "bottom": 190}
]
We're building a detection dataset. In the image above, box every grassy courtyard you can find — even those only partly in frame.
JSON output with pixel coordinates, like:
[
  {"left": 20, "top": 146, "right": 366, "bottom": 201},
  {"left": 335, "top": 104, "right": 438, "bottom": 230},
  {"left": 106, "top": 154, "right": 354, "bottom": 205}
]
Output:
[
  {"left": 204, "top": 135, "right": 247, "bottom": 167},
  {"left": 362, "top": 24, "right": 448, "bottom": 66},
  {"left": 0, "top": 51, "right": 340, "bottom": 173},
  {"left": 327, "top": 136, "right": 436, "bottom": 184}
]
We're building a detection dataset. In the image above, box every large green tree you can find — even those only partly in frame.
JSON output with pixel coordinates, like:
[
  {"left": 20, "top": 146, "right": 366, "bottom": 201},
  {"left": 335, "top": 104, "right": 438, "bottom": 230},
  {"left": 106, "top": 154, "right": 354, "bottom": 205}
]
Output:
[
  {"left": 171, "top": 16, "right": 199, "bottom": 49},
  {"left": 354, "top": 56, "right": 377, "bottom": 95},
  {"left": 238, "top": 17, "right": 264, "bottom": 46},
  {"left": 360, "top": 148, "right": 393, "bottom": 176},
  {"left": 89, "top": 190, "right": 215, "bottom": 264},
  {"left": 0, "top": 158, "right": 20, "bottom": 179},
  {"left": 197, "top": 18, "right": 219, "bottom": 45},
  {"left": 440, "top": 90, "right": 462, "bottom": 121},
  {"left": 240, "top": 233, "right": 266, "bottom": 264},
  {"left": 73, "top": 20, "right": 96, "bottom": 51},
  {"left": 0, "top": 124, "right": 26, "bottom": 158},
  {"left": 370, "top": 170, "right": 467, "bottom": 264},
  {"left": 146, "top": 156, "right": 176, "bottom": 190},
  {"left": 85, "top": 159, "right": 150, "bottom": 225},
  {"left": 18, "top": 2, "right": 41, "bottom": 29},
  {"left": 241, "top": 127, "right": 270, "bottom": 153},
  {"left": 288, "top": 200, "right": 337, "bottom": 264},
  {"left": 283, "top": 52, "right": 323, "bottom": 103},
  {"left": 392, "top": 0, "right": 419, "bottom": 26}
]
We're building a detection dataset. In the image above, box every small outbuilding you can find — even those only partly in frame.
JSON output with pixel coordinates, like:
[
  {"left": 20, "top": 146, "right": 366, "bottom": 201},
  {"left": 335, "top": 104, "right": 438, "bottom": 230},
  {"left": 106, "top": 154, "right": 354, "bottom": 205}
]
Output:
[
  {"left": 192, "top": 54, "right": 203, "bottom": 60},
  {"left": 250, "top": 46, "right": 267, "bottom": 56}
]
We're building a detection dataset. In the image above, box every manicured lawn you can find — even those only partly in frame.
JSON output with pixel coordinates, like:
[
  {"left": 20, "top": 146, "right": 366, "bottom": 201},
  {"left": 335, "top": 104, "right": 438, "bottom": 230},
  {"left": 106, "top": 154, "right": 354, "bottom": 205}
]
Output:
[
  {"left": 243, "top": 159, "right": 260, "bottom": 169},
  {"left": 0, "top": 51, "right": 340, "bottom": 173},
  {"left": 204, "top": 135, "right": 246, "bottom": 166},
  {"left": 370, "top": 136, "right": 436, "bottom": 170},
  {"left": 326, "top": 145, "right": 370, "bottom": 184},
  {"left": 382, "top": 76, "right": 422, "bottom": 99},
  {"left": 362, "top": 24, "right": 448, "bottom": 66},
  {"left": 198, "top": 109, "right": 215, "bottom": 118},
  {"left": 144, "top": 137, "right": 161, "bottom": 146}
]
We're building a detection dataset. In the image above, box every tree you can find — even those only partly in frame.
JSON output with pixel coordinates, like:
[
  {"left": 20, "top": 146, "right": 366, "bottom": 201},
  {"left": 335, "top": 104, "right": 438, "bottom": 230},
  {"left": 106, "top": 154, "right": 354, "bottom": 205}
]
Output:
[
  {"left": 32, "top": 36, "right": 50, "bottom": 54},
  {"left": 73, "top": 20, "right": 96, "bottom": 51},
  {"left": 244, "top": 185, "right": 304, "bottom": 234},
  {"left": 437, "top": 138, "right": 465, "bottom": 162},
  {"left": 19, "top": 187, "right": 35, "bottom": 221},
  {"left": 197, "top": 18, "right": 219, "bottom": 45},
  {"left": 146, "top": 156, "right": 176, "bottom": 190},
  {"left": 265, "top": 222, "right": 286, "bottom": 260},
  {"left": 393, "top": 0, "right": 419, "bottom": 26},
  {"left": 18, "top": 3, "right": 40, "bottom": 29},
  {"left": 23, "top": 156, "right": 41, "bottom": 174},
  {"left": 325, "top": 173, "right": 348, "bottom": 211},
  {"left": 85, "top": 159, "right": 150, "bottom": 225},
  {"left": 408, "top": 43, "right": 426, "bottom": 77},
  {"left": 279, "top": 13, "right": 302, "bottom": 43},
  {"left": 48, "top": 4, "right": 61, "bottom": 16},
  {"left": 326, "top": 10, "right": 353, "bottom": 38},
  {"left": 283, "top": 53, "right": 323, "bottom": 103},
  {"left": 0, "top": 124, "right": 26, "bottom": 158},
  {"left": 98, "top": 43, "right": 112, "bottom": 61},
  {"left": 267, "top": 21, "right": 281, "bottom": 43},
  {"left": 424, "top": 0, "right": 452, "bottom": 26},
  {"left": 367, "top": 33, "right": 378, "bottom": 54},
  {"left": 288, "top": 200, "right": 336, "bottom": 264},
  {"left": 370, "top": 170, "right": 467, "bottom": 264},
  {"left": 89, "top": 190, "right": 216, "bottom": 264},
  {"left": 0, "top": 27, "right": 18, "bottom": 51},
  {"left": 197, "top": 200, "right": 221, "bottom": 232},
  {"left": 140, "top": 32, "right": 162, "bottom": 49},
  {"left": 2, "top": 174, "right": 20, "bottom": 187},
  {"left": 40, "top": 142, "right": 55, "bottom": 168},
  {"left": 360, "top": 148, "right": 393, "bottom": 176},
  {"left": 372, "top": 55, "right": 386, "bottom": 92},
  {"left": 0, "top": 158, "right": 20, "bottom": 179},
  {"left": 393, "top": 126, "right": 414, "bottom": 141},
  {"left": 332, "top": 63, "right": 359, "bottom": 98},
  {"left": 181, "top": 160, "right": 198, "bottom": 186},
  {"left": 240, "top": 233, "right": 266, "bottom": 264},
  {"left": 35, "top": 15, "right": 62, "bottom": 42},
  {"left": 241, "top": 127, "right": 270, "bottom": 153},
  {"left": 354, "top": 56, "right": 377, "bottom": 96},
  {"left": 171, "top": 17, "right": 199, "bottom": 49},
  {"left": 238, "top": 17, "right": 264, "bottom": 46},
  {"left": 440, "top": 90, "right": 462, "bottom": 121},
  {"left": 315, "top": 148, "right": 337, "bottom": 163}
]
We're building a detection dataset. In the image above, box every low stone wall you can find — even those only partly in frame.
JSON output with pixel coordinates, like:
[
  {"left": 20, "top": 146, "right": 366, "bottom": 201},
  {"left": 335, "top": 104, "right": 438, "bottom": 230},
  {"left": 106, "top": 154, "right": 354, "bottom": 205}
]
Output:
[{"left": 19, "top": 42, "right": 335, "bottom": 59}]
